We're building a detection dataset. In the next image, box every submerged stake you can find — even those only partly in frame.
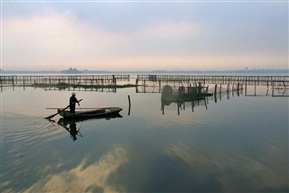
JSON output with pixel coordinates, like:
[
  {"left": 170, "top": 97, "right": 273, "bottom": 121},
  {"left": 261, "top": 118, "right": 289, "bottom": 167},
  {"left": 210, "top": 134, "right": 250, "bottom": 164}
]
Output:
[{"left": 128, "top": 95, "right": 131, "bottom": 115}]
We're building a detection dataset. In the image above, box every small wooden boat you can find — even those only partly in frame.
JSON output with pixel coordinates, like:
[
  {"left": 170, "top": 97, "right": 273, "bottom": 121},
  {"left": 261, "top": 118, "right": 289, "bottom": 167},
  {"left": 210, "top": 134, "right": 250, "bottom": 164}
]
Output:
[{"left": 58, "top": 107, "right": 122, "bottom": 119}]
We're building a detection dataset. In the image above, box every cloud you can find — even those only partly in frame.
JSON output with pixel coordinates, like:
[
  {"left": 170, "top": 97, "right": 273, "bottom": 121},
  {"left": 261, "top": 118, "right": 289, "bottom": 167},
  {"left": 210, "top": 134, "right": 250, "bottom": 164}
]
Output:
[
  {"left": 2, "top": 12, "right": 204, "bottom": 70},
  {"left": 141, "top": 21, "right": 201, "bottom": 38},
  {"left": 2, "top": 3, "right": 287, "bottom": 71},
  {"left": 83, "top": 52, "right": 286, "bottom": 71},
  {"left": 2, "top": 11, "right": 124, "bottom": 69}
]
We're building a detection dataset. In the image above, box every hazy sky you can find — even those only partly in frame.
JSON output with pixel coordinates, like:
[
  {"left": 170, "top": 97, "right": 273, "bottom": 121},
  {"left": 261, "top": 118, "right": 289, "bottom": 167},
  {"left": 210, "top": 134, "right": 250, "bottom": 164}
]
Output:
[{"left": 1, "top": 0, "right": 288, "bottom": 71}]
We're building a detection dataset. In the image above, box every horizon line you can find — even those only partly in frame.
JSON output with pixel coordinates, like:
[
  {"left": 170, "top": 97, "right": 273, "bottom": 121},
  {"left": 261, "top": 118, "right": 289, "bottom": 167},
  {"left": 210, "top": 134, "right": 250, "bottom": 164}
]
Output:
[{"left": 1, "top": 69, "right": 289, "bottom": 73}]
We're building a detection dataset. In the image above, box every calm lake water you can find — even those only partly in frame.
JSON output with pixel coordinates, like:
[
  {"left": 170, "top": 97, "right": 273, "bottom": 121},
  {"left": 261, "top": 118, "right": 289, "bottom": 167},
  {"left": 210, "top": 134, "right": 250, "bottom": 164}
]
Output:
[{"left": 1, "top": 78, "right": 288, "bottom": 193}]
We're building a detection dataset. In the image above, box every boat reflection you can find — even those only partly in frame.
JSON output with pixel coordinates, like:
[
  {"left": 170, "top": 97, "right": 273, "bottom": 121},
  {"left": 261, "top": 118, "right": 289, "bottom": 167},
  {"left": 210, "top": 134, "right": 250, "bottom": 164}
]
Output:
[
  {"left": 57, "top": 113, "right": 122, "bottom": 141},
  {"left": 161, "top": 85, "right": 212, "bottom": 115}
]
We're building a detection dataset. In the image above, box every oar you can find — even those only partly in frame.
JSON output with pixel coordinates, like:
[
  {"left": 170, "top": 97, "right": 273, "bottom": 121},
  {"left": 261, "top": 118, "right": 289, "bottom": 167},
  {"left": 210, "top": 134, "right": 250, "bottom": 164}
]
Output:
[
  {"left": 45, "top": 99, "right": 82, "bottom": 119},
  {"left": 46, "top": 107, "right": 104, "bottom": 110},
  {"left": 45, "top": 105, "right": 70, "bottom": 119}
]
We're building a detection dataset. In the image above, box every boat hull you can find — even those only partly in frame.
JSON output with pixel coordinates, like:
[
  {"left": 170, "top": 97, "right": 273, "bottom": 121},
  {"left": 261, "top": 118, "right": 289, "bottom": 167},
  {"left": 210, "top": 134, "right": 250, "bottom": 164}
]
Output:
[{"left": 58, "top": 107, "right": 122, "bottom": 119}]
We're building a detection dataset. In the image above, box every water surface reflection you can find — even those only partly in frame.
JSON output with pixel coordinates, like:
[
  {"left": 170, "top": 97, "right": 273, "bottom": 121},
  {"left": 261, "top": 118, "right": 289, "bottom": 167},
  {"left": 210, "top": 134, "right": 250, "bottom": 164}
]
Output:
[
  {"left": 24, "top": 147, "right": 128, "bottom": 193},
  {"left": 1, "top": 86, "right": 288, "bottom": 193},
  {"left": 56, "top": 113, "right": 122, "bottom": 141}
]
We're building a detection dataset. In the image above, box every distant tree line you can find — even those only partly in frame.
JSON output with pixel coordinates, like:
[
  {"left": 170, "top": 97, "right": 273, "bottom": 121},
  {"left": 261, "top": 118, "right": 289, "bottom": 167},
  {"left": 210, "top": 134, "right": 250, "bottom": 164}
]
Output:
[{"left": 61, "top": 68, "right": 82, "bottom": 74}]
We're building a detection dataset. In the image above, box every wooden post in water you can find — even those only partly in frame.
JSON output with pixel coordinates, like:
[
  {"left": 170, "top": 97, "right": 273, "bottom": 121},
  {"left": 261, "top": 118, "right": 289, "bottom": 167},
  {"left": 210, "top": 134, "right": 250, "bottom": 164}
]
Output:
[
  {"left": 23, "top": 77, "right": 26, "bottom": 90},
  {"left": 128, "top": 95, "right": 131, "bottom": 115},
  {"left": 227, "top": 83, "right": 230, "bottom": 100},
  {"left": 112, "top": 75, "right": 116, "bottom": 86},
  {"left": 254, "top": 81, "right": 257, "bottom": 96},
  {"left": 12, "top": 76, "right": 15, "bottom": 87},
  {"left": 191, "top": 101, "right": 194, "bottom": 112},
  {"left": 135, "top": 79, "right": 139, "bottom": 93},
  {"left": 236, "top": 82, "right": 239, "bottom": 96},
  {"left": 198, "top": 82, "right": 202, "bottom": 93},
  {"left": 214, "top": 84, "right": 217, "bottom": 103},
  {"left": 219, "top": 84, "right": 222, "bottom": 101}
]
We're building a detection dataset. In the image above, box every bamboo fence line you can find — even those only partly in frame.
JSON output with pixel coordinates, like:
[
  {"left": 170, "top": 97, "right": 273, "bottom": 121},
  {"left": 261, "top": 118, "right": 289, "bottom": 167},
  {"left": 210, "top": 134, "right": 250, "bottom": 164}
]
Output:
[{"left": 0, "top": 75, "right": 130, "bottom": 86}]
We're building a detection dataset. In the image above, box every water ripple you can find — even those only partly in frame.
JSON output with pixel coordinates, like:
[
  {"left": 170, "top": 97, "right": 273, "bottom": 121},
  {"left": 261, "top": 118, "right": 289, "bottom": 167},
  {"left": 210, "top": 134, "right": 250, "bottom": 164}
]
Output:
[{"left": 2, "top": 113, "right": 69, "bottom": 192}]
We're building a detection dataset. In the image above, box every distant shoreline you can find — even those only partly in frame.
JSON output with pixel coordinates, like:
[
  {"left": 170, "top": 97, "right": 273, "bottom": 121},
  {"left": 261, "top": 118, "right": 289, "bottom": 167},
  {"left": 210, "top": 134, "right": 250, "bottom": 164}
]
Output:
[{"left": 1, "top": 69, "right": 289, "bottom": 75}]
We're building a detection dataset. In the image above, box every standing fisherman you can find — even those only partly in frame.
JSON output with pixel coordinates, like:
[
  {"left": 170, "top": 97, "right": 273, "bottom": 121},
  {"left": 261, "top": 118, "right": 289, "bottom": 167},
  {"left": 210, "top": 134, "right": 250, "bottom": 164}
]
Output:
[{"left": 70, "top": 92, "right": 80, "bottom": 113}]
